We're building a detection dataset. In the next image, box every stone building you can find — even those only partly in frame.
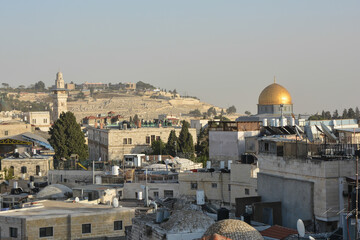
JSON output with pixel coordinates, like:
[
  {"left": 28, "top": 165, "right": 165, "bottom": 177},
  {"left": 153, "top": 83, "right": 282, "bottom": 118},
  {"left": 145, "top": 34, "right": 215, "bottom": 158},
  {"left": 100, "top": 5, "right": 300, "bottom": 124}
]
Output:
[
  {"left": 87, "top": 126, "right": 197, "bottom": 162},
  {"left": 0, "top": 200, "right": 135, "bottom": 239},
  {"left": 0, "top": 155, "right": 53, "bottom": 180},
  {"left": 257, "top": 137, "right": 356, "bottom": 232},
  {"left": 51, "top": 72, "right": 68, "bottom": 122},
  {"left": 24, "top": 111, "right": 51, "bottom": 131},
  {"left": 0, "top": 121, "right": 31, "bottom": 138},
  {"left": 179, "top": 162, "right": 258, "bottom": 205}
]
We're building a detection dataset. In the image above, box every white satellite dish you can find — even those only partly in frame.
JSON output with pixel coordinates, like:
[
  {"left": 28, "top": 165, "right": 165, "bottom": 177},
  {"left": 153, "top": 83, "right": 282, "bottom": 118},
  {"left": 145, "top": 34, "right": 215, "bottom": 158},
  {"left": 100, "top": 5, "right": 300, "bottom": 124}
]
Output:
[
  {"left": 297, "top": 219, "right": 305, "bottom": 237},
  {"left": 74, "top": 197, "right": 80, "bottom": 203},
  {"left": 113, "top": 198, "right": 119, "bottom": 208},
  {"left": 309, "top": 236, "right": 315, "bottom": 240}
]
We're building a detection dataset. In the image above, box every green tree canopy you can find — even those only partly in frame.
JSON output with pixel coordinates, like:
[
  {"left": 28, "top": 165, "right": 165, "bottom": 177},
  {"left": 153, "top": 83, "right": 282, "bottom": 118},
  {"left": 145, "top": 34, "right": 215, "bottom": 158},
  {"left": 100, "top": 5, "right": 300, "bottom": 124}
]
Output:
[
  {"left": 150, "top": 139, "right": 167, "bottom": 155},
  {"left": 226, "top": 105, "right": 237, "bottom": 114},
  {"left": 178, "top": 120, "right": 195, "bottom": 159},
  {"left": 207, "top": 107, "right": 217, "bottom": 117},
  {"left": 49, "top": 112, "right": 88, "bottom": 161},
  {"left": 166, "top": 130, "right": 178, "bottom": 157},
  {"left": 34, "top": 81, "right": 45, "bottom": 91},
  {"left": 189, "top": 109, "right": 202, "bottom": 117}
]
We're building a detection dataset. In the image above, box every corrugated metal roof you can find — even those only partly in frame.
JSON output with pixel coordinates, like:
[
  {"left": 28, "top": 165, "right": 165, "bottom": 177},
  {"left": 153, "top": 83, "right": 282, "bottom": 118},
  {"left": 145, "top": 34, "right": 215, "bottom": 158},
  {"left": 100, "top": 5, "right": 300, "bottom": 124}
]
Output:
[{"left": 260, "top": 225, "right": 297, "bottom": 240}]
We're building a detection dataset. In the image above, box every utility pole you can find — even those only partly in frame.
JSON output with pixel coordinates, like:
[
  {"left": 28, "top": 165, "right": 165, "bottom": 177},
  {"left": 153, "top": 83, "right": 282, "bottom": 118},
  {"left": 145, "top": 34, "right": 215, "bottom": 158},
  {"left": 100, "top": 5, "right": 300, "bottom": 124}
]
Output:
[{"left": 355, "top": 128, "right": 359, "bottom": 240}]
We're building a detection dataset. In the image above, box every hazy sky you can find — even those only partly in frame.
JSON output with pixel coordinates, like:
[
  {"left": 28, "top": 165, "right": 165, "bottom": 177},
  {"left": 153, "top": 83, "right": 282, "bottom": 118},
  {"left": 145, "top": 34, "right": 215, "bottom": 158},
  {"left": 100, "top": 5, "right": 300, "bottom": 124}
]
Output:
[{"left": 1, "top": 1, "right": 359, "bottom": 115}]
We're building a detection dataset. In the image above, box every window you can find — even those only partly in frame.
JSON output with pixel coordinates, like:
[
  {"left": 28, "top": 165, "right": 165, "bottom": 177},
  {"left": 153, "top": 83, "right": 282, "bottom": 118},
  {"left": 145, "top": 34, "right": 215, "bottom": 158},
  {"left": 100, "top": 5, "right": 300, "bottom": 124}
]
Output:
[
  {"left": 10, "top": 227, "right": 18, "bottom": 238},
  {"left": 32, "top": 119, "right": 36, "bottom": 124},
  {"left": 151, "top": 135, "right": 155, "bottom": 143},
  {"left": 123, "top": 138, "right": 128, "bottom": 144},
  {"left": 191, "top": 182, "right": 198, "bottom": 190},
  {"left": 39, "top": 227, "right": 53, "bottom": 237},
  {"left": 156, "top": 136, "right": 160, "bottom": 141},
  {"left": 154, "top": 191, "right": 159, "bottom": 197},
  {"left": 82, "top": 224, "right": 91, "bottom": 234},
  {"left": 146, "top": 136, "right": 150, "bottom": 144},
  {"left": 245, "top": 188, "right": 250, "bottom": 195},
  {"left": 43, "top": 118, "right": 48, "bottom": 124},
  {"left": 114, "top": 220, "right": 123, "bottom": 231},
  {"left": 128, "top": 138, "right": 132, "bottom": 144},
  {"left": 228, "top": 184, "right": 231, "bottom": 191},
  {"left": 212, "top": 183, "right": 217, "bottom": 188},
  {"left": 264, "top": 142, "right": 269, "bottom": 151},
  {"left": 164, "top": 190, "right": 173, "bottom": 198},
  {"left": 4, "top": 130, "right": 8, "bottom": 136}
]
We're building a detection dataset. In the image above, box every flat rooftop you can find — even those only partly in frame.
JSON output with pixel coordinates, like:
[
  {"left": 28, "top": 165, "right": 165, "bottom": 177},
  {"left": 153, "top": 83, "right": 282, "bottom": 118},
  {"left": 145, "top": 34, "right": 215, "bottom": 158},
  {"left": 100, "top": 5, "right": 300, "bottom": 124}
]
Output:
[{"left": 0, "top": 200, "right": 134, "bottom": 220}]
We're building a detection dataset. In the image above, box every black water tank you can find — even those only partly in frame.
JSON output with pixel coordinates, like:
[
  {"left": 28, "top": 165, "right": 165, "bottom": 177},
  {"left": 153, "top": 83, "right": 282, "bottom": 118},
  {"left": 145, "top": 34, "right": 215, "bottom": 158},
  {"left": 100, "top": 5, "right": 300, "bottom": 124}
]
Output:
[
  {"left": 217, "top": 207, "right": 229, "bottom": 221},
  {"left": 30, "top": 176, "right": 35, "bottom": 182}
]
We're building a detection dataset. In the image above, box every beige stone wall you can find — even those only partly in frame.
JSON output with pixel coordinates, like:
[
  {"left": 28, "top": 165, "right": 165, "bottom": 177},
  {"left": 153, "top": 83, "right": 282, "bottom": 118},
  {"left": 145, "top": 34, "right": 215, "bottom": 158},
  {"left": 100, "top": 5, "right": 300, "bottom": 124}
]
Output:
[
  {"left": 25, "top": 111, "right": 50, "bottom": 129},
  {"left": 88, "top": 127, "right": 197, "bottom": 161},
  {"left": 1, "top": 157, "right": 53, "bottom": 180},
  {"left": 179, "top": 165, "right": 258, "bottom": 205},
  {"left": 0, "top": 122, "right": 32, "bottom": 138},
  {"left": 258, "top": 154, "right": 356, "bottom": 220},
  {"left": 123, "top": 182, "right": 180, "bottom": 199},
  {"left": 0, "top": 216, "right": 24, "bottom": 239},
  {"left": 24, "top": 209, "right": 134, "bottom": 240}
]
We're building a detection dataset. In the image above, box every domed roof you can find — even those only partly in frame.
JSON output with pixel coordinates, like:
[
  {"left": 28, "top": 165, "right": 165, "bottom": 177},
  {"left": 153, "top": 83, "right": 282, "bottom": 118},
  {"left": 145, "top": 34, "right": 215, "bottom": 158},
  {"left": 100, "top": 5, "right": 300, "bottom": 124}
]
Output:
[
  {"left": 258, "top": 83, "right": 292, "bottom": 105},
  {"left": 37, "top": 184, "right": 72, "bottom": 199},
  {"left": 203, "top": 219, "right": 263, "bottom": 240}
]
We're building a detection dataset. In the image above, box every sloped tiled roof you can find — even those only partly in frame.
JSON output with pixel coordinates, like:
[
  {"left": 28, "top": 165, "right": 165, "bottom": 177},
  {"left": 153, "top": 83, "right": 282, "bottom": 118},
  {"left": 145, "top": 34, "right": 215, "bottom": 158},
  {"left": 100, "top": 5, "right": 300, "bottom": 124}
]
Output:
[{"left": 260, "top": 225, "right": 297, "bottom": 240}]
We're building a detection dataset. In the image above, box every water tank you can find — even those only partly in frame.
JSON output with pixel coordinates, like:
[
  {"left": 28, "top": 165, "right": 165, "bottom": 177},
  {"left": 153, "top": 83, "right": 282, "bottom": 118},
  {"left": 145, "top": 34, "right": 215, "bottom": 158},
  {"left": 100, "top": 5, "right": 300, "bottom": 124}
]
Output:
[
  {"left": 196, "top": 190, "right": 205, "bottom": 205},
  {"left": 123, "top": 123, "right": 127, "bottom": 130},
  {"left": 29, "top": 182, "right": 34, "bottom": 189},
  {"left": 217, "top": 207, "right": 229, "bottom": 221},
  {"left": 112, "top": 166, "right": 119, "bottom": 176},
  {"left": 227, "top": 160, "right": 232, "bottom": 170},
  {"left": 280, "top": 117, "right": 287, "bottom": 127},
  {"left": 156, "top": 209, "right": 164, "bottom": 223},
  {"left": 13, "top": 181, "right": 18, "bottom": 189},
  {"left": 33, "top": 149, "right": 37, "bottom": 155},
  {"left": 206, "top": 161, "right": 211, "bottom": 169},
  {"left": 29, "top": 176, "right": 35, "bottom": 182},
  {"left": 158, "top": 155, "right": 162, "bottom": 161},
  {"left": 95, "top": 175, "right": 102, "bottom": 184},
  {"left": 220, "top": 161, "right": 225, "bottom": 169},
  {"left": 275, "top": 119, "right": 280, "bottom": 127},
  {"left": 262, "top": 118, "right": 268, "bottom": 127},
  {"left": 137, "top": 191, "right": 143, "bottom": 200},
  {"left": 146, "top": 156, "right": 149, "bottom": 161},
  {"left": 290, "top": 117, "right": 295, "bottom": 126},
  {"left": 38, "top": 172, "right": 42, "bottom": 177},
  {"left": 270, "top": 118, "right": 276, "bottom": 126}
]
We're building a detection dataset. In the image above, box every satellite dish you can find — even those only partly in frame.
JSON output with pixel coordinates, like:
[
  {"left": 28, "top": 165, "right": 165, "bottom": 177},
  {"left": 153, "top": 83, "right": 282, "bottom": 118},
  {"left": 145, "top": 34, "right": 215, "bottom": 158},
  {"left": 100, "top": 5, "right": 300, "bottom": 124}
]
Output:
[
  {"left": 113, "top": 198, "right": 119, "bottom": 208},
  {"left": 309, "top": 236, "right": 315, "bottom": 240},
  {"left": 297, "top": 219, "right": 305, "bottom": 237},
  {"left": 74, "top": 197, "right": 80, "bottom": 203}
]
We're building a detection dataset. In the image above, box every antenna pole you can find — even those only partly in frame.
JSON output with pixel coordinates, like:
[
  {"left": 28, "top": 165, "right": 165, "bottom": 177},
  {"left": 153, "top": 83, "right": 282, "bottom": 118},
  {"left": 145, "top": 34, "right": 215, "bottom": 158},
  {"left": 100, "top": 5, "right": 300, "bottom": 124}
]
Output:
[{"left": 356, "top": 128, "right": 359, "bottom": 240}]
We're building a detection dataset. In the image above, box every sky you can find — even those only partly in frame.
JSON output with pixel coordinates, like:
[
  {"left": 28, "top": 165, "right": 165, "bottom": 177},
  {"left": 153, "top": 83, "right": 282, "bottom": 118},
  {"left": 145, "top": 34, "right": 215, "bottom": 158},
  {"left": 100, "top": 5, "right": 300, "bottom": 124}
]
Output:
[{"left": 0, "top": 1, "right": 359, "bottom": 115}]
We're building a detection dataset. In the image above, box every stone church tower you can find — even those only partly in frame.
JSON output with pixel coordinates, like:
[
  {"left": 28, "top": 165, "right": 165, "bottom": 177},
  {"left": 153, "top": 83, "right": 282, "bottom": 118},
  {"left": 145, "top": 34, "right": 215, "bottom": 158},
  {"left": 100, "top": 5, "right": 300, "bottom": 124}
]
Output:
[{"left": 52, "top": 72, "right": 68, "bottom": 122}]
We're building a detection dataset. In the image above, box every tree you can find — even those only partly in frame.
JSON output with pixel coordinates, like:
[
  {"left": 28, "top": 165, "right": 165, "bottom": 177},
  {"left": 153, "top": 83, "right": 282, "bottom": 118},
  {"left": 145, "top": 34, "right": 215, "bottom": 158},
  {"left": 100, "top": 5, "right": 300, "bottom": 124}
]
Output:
[
  {"left": 348, "top": 108, "right": 356, "bottom": 119},
  {"left": 2, "top": 83, "right": 9, "bottom": 89},
  {"left": 166, "top": 130, "right": 178, "bottom": 156},
  {"left": 48, "top": 112, "right": 88, "bottom": 162},
  {"left": 150, "top": 139, "right": 166, "bottom": 155},
  {"left": 178, "top": 121, "right": 195, "bottom": 159},
  {"left": 189, "top": 109, "right": 202, "bottom": 117},
  {"left": 342, "top": 109, "right": 348, "bottom": 119},
  {"left": 332, "top": 109, "right": 339, "bottom": 119},
  {"left": 133, "top": 114, "right": 140, "bottom": 124},
  {"left": 207, "top": 107, "right": 217, "bottom": 117},
  {"left": 3, "top": 167, "right": 14, "bottom": 180},
  {"left": 244, "top": 111, "right": 251, "bottom": 115},
  {"left": 356, "top": 107, "right": 360, "bottom": 119},
  {"left": 226, "top": 105, "right": 237, "bottom": 114},
  {"left": 34, "top": 81, "right": 45, "bottom": 91}
]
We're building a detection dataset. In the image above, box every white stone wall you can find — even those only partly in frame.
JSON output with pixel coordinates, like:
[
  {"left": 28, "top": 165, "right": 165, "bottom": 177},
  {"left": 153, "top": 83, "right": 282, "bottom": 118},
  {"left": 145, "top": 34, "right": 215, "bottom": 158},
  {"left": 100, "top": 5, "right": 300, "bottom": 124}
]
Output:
[
  {"left": 209, "top": 130, "right": 259, "bottom": 163},
  {"left": 123, "top": 182, "right": 180, "bottom": 199}
]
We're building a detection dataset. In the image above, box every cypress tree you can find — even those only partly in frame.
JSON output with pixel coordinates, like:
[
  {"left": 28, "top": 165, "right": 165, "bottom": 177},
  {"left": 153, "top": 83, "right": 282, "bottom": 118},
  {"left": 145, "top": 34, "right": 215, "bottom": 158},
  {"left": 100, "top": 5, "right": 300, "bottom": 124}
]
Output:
[
  {"left": 166, "top": 130, "right": 178, "bottom": 157},
  {"left": 49, "top": 112, "right": 89, "bottom": 161},
  {"left": 178, "top": 120, "right": 195, "bottom": 159}
]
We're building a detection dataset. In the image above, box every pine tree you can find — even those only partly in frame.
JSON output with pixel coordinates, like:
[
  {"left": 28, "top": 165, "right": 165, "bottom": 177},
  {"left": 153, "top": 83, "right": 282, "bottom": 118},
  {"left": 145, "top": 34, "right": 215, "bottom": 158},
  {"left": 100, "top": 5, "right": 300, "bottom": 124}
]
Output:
[
  {"left": 49, "top": 112, "right": 89, "bottom": 161},
  {"left": 332, "top": 109, "right": 339, "bottom": 119},
  {"left": 166, "top": 130, "right": 178, "bottom": 157},
  {"left": 348, "top": 108, "right": 356, "bottom": 119},
  {"left": 150, "top": 139, "right": 166, "bottom": 155},
  {"left": 178, "top": 121, "right": 195, "bottom": 159},
  {"left": 342, "top": 109, "right": 348, "bottom": 119},
  {"left": 356, "top": 107, "right": 360, "bottom": 119}
]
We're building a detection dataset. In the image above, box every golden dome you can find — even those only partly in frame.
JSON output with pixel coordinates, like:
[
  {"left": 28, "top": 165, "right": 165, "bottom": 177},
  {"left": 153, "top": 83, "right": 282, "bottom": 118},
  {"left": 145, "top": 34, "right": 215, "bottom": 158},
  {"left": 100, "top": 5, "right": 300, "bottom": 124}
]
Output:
[{"left": 258, "top": 83, "right": 292, "bottom": 105}]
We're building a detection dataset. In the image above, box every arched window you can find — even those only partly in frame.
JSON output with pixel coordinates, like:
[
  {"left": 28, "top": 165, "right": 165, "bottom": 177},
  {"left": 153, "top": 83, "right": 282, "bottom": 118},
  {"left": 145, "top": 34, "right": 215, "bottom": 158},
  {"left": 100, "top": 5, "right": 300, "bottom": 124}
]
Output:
[{"left": 36, "top": 165, "right": 40, "bottom": 175}]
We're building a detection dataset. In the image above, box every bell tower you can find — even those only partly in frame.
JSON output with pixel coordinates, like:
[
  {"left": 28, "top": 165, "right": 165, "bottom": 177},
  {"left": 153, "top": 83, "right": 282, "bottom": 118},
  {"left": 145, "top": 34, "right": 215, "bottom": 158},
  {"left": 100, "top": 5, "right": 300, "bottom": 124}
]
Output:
[{"left": 52, "top": 72, "right": 68, "bottom": 122}]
